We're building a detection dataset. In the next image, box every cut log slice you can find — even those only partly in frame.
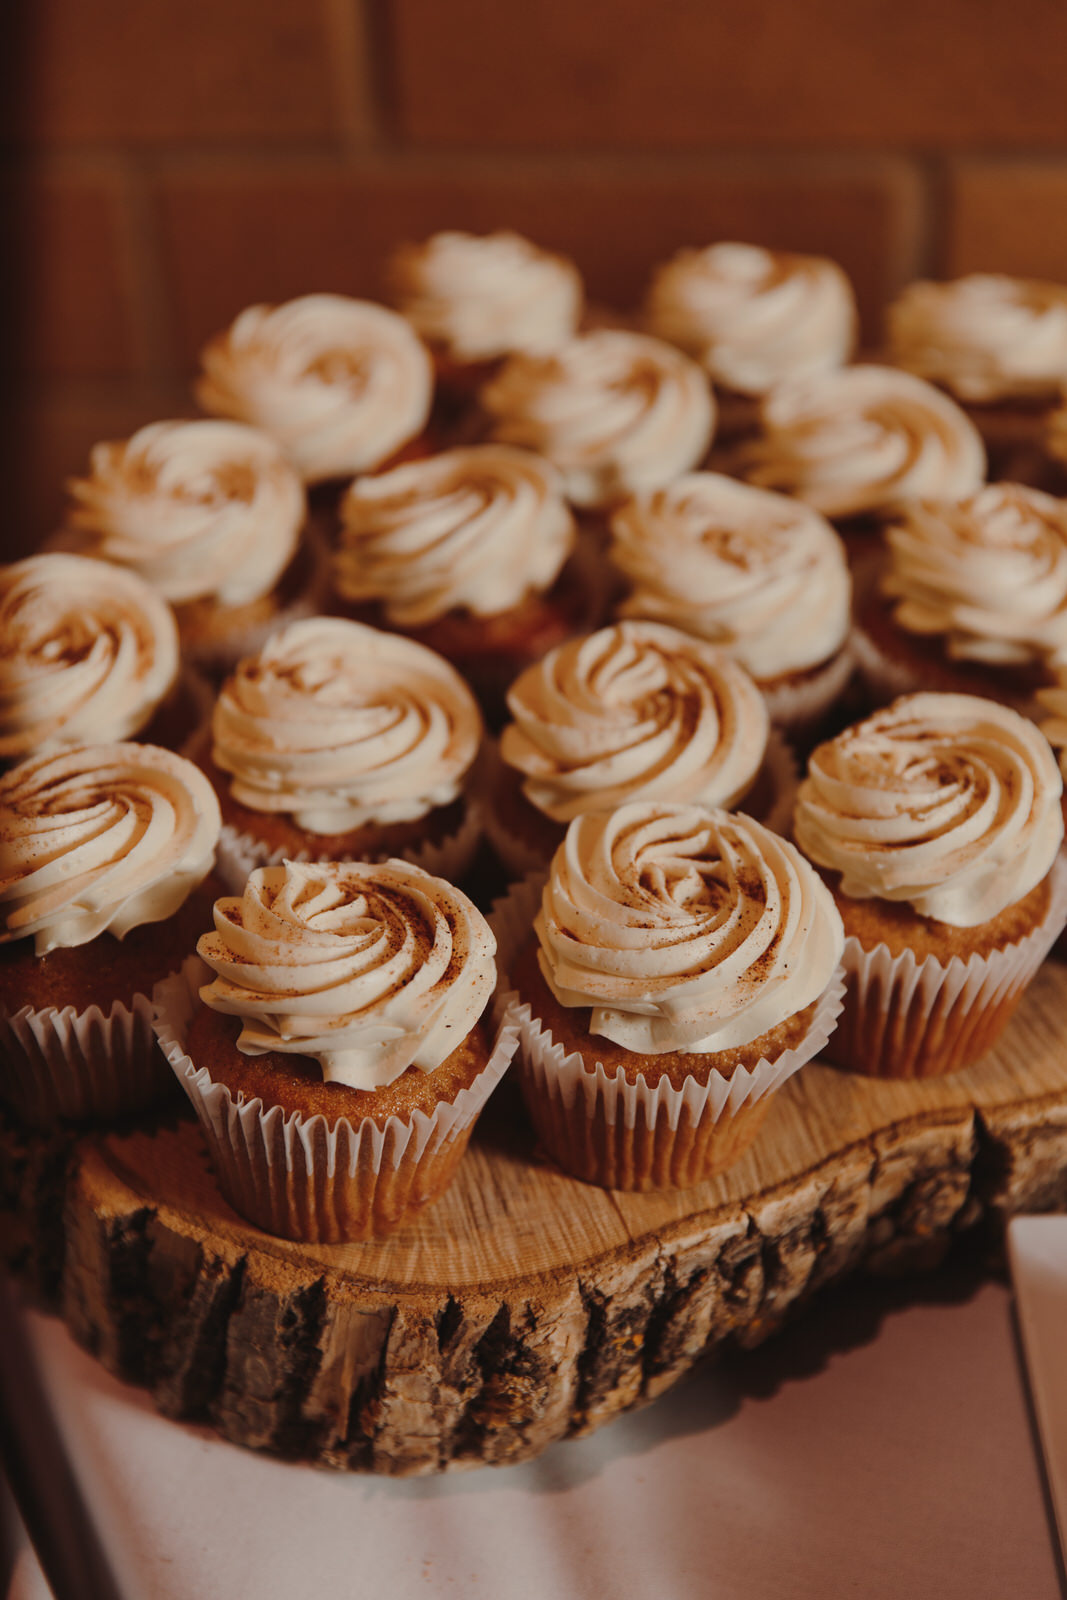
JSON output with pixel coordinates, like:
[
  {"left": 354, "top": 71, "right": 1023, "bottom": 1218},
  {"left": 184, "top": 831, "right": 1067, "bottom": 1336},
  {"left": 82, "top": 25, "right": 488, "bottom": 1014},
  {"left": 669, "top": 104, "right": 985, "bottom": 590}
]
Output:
[{"left": 4, "top": 962, "right": 1067, "bottom": 1476}]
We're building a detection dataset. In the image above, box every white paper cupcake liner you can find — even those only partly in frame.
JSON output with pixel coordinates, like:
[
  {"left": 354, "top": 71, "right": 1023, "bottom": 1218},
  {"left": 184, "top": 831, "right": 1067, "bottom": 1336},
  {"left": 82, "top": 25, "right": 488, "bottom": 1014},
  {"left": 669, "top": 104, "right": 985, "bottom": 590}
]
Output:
[
  {"left": 0, "top": 989, "right": 174, "bottom": 1128},
  {"left": 489, "top": 876, "right": 845, "bottom": 1188},
  {"left": 758, "top": 636, "right": 856, "bottom": 733},
  {"left": 214, "top": 794, "right": 483, "bottom": 894},
  {"left": 826, "top": 849, "right": 1067, "bottom": 1079},
  {"left": 152, "top": 957, "right": 520, "bottom": 1242}
]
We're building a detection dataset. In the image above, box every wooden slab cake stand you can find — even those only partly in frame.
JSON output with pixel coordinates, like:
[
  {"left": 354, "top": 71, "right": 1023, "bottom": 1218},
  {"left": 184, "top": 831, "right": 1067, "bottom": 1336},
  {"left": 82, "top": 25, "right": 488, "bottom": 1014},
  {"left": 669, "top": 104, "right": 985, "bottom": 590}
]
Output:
[{"left": 5, "top": 962, "right": 1067, "bottom": 1477}]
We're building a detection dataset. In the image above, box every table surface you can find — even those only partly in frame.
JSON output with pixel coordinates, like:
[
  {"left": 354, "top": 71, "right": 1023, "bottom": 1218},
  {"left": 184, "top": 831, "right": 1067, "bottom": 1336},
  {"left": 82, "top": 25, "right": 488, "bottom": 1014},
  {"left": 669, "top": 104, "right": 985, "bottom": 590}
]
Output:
[{"left": 5, "top": 1253, "right": 1062, "bottom": 1600}]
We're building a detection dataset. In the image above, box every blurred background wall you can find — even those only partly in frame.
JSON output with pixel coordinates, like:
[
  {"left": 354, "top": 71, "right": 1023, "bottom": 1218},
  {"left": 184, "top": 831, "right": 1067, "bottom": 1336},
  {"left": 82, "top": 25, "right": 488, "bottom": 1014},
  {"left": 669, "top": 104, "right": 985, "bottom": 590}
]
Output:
[{"left": 9, "top": 0, "right": 1067, "bottom": 546}]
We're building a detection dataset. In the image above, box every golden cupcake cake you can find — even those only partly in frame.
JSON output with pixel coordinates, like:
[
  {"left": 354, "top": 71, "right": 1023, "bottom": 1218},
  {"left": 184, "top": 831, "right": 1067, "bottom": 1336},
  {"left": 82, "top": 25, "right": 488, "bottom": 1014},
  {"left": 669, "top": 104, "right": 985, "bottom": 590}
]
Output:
[
  {"left": 610, "top": 472, "right": 853, "bottom": 736},
  {"left": 793, "top": 692, "right": 1067, "bottom": 1078},
  {"left": 201, "top": 617, "right": 483, "bottom": 887},
  {"left": 154, "top": 858, "right": 516, "bottom": 1241},
  {"left": 63, "top": 418, "right": 315, "bottom": 675},
  {"left": 0, "top": 741, "right": 221, "bottom": 1125},
  {"left": 196, "top": 293, "right": 435, "bottom": 487},
  {"left": 332, "top": 444, "right": 590, "bottom": 714},
  {"left": 488, "top": 619, "right": 794, "bottom": 875},
  {"left": 646, "top": 241, "right": 857, "bottom": 437},
  {"left": 496, "top": 800, "right": 845, "bottom": 1190},
  {"left": 0, "top": 553, "right": 192, "bottom": 763}
]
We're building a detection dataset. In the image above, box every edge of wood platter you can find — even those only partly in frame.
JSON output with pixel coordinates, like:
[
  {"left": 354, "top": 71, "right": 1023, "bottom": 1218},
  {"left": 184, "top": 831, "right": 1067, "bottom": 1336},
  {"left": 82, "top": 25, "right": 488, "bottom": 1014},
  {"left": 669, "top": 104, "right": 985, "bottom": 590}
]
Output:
[{"left": 5, "top": 962, "right": 1067, "bottom": 1476}]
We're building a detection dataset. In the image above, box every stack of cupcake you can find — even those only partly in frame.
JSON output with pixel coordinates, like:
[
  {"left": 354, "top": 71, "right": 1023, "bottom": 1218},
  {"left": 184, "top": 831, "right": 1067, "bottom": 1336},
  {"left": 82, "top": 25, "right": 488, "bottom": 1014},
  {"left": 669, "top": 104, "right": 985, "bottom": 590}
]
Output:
[{"left": 6, "top": 223, "right": 1067, "bottom": 1246}]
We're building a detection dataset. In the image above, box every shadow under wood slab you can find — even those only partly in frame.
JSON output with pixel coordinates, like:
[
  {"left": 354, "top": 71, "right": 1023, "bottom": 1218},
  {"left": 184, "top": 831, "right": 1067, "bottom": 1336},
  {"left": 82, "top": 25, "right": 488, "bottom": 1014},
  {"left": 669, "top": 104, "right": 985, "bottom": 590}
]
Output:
[{"left": 4, "top": 962, "right": 1067, "bottom": 1476}]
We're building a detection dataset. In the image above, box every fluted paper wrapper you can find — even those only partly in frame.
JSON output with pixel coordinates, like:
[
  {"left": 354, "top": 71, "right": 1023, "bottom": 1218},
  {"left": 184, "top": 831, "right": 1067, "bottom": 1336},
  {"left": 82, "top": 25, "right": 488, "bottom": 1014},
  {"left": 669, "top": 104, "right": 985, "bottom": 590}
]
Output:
[
  {"left": 484, "top": 727, "right": 799, "bottom": 882},
  {"left": 0, "top": 990, "right": 173, "bottom": 1128},
  {"left": 490, "top": 877, "right": 845, "bottom": 1190},
  {"left": 152, "top": 958, "right": 519, "bottom": 1242},
  {"left": 826, "top": 850, "right": 1067, "bottom": 1079},
  {"left": 759, "top": 637, "right": 856, "bottom": 735},
  {"left": 214, "top": 795, "right": 482, "bottom": 894}
]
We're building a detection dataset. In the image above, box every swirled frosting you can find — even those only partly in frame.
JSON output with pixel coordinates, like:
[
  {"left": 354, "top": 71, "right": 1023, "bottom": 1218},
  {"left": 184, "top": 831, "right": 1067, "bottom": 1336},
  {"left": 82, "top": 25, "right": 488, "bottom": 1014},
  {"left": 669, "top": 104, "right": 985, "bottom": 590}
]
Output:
[
  {"left": 335, "top": 445, "right": 575, "bottom": 624},
  {"left": 646, "top": 242, "right": 857, "bottom": 395},
  {"left": 535, "top": 802, "right": 843, "bottom": 1054},
  {"left": 196, "top": 295, "right": 434, "bottom": 484},
  {"left": 0, "top": 742, "right": 221, "bottom": 955},
  {"left": 66, "top": 420, "right": 304, "bottom": 606},
  {"left": 212, "top": 619, "right": 481, "bottom": 834},
  {"left": 737, "top": 365, "right": 986, "bottom": 519},
  {"left": 0, "top": 554, "right": 180, "bottom": 761},
  {"left": 612, "top": 473, "right": 851, "bottom": 680},
  {"left": 883, "top": 484, "right": 1067, "bottom": 666},
  {"left": 387, "top": 231, "right": 582, "bottom": 362},
  {"left": 197, "top": 858, "right": 496, "bottom": 1090},
  {"left": 501, "top": 621, "right": 768, "bottom": 822},
  {"left": 481, "top": 330, "right": 715, "bottom": 509},
  {"left": 793, "top": 693, "right": 1063, "bottom": 926},
  {"left": 888, "top": 275, "right": 1067, "bottom": 403}
]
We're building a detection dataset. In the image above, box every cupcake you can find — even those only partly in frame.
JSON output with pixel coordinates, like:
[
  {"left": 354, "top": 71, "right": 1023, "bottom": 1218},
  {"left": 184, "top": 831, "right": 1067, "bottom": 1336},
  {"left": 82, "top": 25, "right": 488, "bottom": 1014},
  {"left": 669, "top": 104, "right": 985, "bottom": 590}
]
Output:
[
  {"left": 646, "top": 241, "right": 857, "bottom": 439},
  {"left": 496, "top": 801, "right": 844, "bottom": 1190},
  {"left": 64, "top": 419, "right": 316, "bottom": 676},
  {"left": 479, "top": 329, "right": 715, "bottom": 514},
  {"left": 0, "top": 552, "right": 196, "bottom": 763},
  {"left": 887, "top": 274, "right": 1067, "bottom": 480},
  {"left": 488, "top": 619, "right": 795, "bottom": 875},
  {"left": 610, "top": 473, "right": 854, "bottom": 737},
  {"left": 732, "top": 365, "right": 986, "bottom": 537},
  {"left": 199, "top": 617, "right": 483, "bottom": 888},
  {"left": 195, "top": 293, "right": 435, "bottom": 490},
  {"left": 332, "top": 444, "right": 591, "bottom": 718},
  {"left": 0, "top": 741, "right": 222, "bottom": 1125},
  {"left": 853, "top": 483, "right": 1067, "bottom": 711},
  {"left": 386, "top": 230, "right": 583, "bottom": 408},
  {"left": 793, "top": 692, "right": 1067, "bottom": 1079},
  {"left": 154, "top": 858, "right": 516, "bottom": 1241}
]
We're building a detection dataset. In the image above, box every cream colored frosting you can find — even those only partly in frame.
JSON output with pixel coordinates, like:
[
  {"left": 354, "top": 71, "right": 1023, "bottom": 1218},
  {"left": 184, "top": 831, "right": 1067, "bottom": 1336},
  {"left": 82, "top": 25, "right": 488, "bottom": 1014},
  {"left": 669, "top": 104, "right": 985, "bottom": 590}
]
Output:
[
  {"left": 737, "top": 365, "right": 986, "bottom": 519},
  {"left": 481, "top": 330, "right": 715, "bottom": 509},
  {"left": 197, "top": 858, "right": 496, "bottom": 1091},
  {"left": 612, "top": 473, "right": 851, "bottom": 680},
  {"left": 388, "top": 230, "right": 582, "bottom": 362},
  {"left": 0, "top": 554, "right": 180, "bottom": 761},
  {"left": 888, "top": 274, "right": 1067, "bottom": 403},
  {"left": 501, "top": 621, "right": 768, "bottom": 822},
  {"left": 66, "top": 420, "right": 304, "bottom": 606},
  {"left": 883, "top": 484, "right": 1067, "bottom": 666},
  {"left": 646, "top": 241, "right": 857, "bottom": 396},
  {"left": 196, "top": 295, "right": 434, "bottom": 484},
  {"left": 335, "top": 445, "right": 575, "bottom": 624},
  {"left": 0, "top": 742, "right": 220, "bottom": 956},
  {"left": 212, "top": 619, "right": 482, "bottom": 834},
  {"left": 535, "top": 801, "right": 843, "bottom": 1054},
  {"left": 794, "top": 693, "right": 1063, "bottom": 927}
]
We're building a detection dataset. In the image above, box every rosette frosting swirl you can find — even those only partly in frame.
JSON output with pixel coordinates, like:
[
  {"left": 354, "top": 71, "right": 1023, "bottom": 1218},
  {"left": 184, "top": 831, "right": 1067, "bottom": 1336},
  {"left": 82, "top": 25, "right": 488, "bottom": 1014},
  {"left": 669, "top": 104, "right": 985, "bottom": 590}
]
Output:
[
  {"left": 737, "top": 365, "right": 986, "bottom": 519},
  {"left": 612, "top": 473, "right": 851, "bottom": 680},
  {"left": 212, "top": 619, "right": 481, "bottom": 834},
  {"left": 480, "top": 330, "right": 715, "bottom": 509},
  {"left": 535, "top": 802, "right": 844, "bottom": 1054},
  {"left": 197, "top": 858, "right": 496, "bottom": 1090},
  {"left": 883, "top": 484, "right": 1067, "bottom": 666},
  {"left": 387, "top": 230, "right": 582, "bottom": 361},
  {"left": 66, "top": 420, "right": 304, "bottom": 606},
  {"left": 501, "top": 621, "right": 768, "bottom": 822},
  {"left": 196, "top": 295, "right": 433, "bottom": 484},
  {"left": 0, "top": 554, "right": 180, "bottom": 761},
  {"left": 888, "top": 275, "right": 1067, "bottom": 403},
  {"left": 0, "top": 742, "right": 221, "bottom": 955},
  {"left": 335, "top": 445, "right": 575, "bottom": 624},
  {"left": 646, "top": 242, "right": 857, "bottom": 395},
  {"left": 793, "top": 693, "right": 1064, "bottom": 927}
]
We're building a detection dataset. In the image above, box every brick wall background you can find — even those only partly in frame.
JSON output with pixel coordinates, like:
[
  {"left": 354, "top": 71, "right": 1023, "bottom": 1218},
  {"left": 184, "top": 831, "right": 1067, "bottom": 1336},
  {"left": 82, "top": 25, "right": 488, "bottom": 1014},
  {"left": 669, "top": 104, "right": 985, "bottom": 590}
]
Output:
[{"left": 8, "top": 0, "right": 1067, "bottom": 548}]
